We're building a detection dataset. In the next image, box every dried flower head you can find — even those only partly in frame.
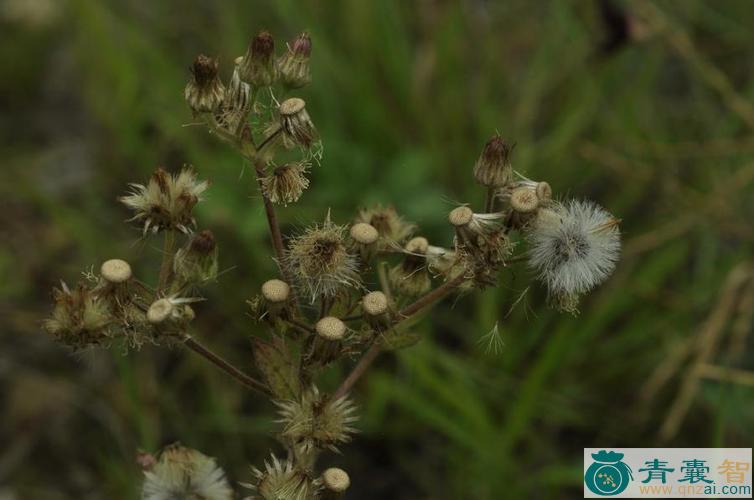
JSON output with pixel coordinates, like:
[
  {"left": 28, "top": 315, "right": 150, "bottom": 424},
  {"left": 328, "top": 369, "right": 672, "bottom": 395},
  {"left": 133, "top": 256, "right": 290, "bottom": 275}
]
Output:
[
  {"left": 246, "top": 454, "right": 317, "bottom": 500},
  {"left": 285, "top": 214, "right": 361, "bottom": 303},
  {"left": 173, "top": 230, "right": 219, "bottom": 285},
  {"left": 238, "top": 30, "right": 277, "bottom": 87},
  {"left": 215, "top": 60, "right": 253, "bottom": 134},
  {"left": 349, "top": 222, "right": 379, "bottom": 262},
  {"left": 100, "top": 258, "right": 132, "bottom": 284},
  {"left": 119, "top": 167, "right": 209, "bottom": 235},
  {"left": 473, "top": 134, "right": 514, "bottom": 187},
  {"left": 355, "top": 205, "right": 414, "bottom": 250},
  {"left": 276, "top": 386, "right": 358, "bottom": 453},
  {"left": 322, "top": 467, "right": 350, "bottom": 494},
  {"left": 43, "top": 282, "right": 113, "bottom": 348},
  {"left": 527, "top": 200, "right": 621, "bottom": 303},
  {"left": 184, "top": 55, "right": 225, "bottom": 115},
  {"left": 261, "top": 162, "right": 310, "bottom": 205},
  {"left": 147, "top": 296, "right": 197, "bottom": 326},
  {"left": 279, "top": 98, "right": 318, "bottom": 148},
  {"left": 389, "top": 236, "right": 432, "bottom": 297},
  {"left": 449, "top": 206, "right": 512, "bottom": 286},
  {"left": 262, "top": 279, "right": 291, "bottom": 304},
  {"left": 278, "top": 32, "right": 312, "bottom": 89},
  {"left": 142, "top": 443, "right": 233, "bottom": 500}
]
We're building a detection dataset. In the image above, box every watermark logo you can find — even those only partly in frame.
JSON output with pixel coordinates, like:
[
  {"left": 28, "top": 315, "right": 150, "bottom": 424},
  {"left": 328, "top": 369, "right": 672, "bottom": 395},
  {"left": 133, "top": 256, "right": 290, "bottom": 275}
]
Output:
[
  {"left": 584, "top": 448, "right": 752, "bottom": 498},
  {"left": 585, "top": 450, "right": 633, "bottom": 496}
]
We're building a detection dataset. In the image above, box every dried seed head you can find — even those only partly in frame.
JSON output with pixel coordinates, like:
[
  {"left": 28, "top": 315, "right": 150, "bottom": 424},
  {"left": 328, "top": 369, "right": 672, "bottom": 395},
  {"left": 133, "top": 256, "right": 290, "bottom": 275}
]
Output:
[
  {"left": 362, "top": 291, "right": 388, "bottom": 316},
  {"left": 389, "top": 237, "right": 432, "bottom": 297},
  {"left": 350, "top": 222, "right": 379, "bottom": 245},
  {"left": 285, "top": 215, "right": 361, "bottom": 303},
  {"left": 278, "top": 32, "right": 312, "bottom": 89},
  {"left": 449, "top": 206, "right": 473, "bottom": 227},
  {"left": 276, "top": 386, "right": 358, "bottom": 453},
  {"left": 279, "top": 98, "right": 318, "bottom": 148},
  {"left": 101, "top": 259, "right": 132, "bottom": 284},
  {"left": 356, "top": 205, "right": 414, "bottom": 250},
  {"left": 147, "top": 298, "right": 173, "bottom": 324},
  {"left": 142, "top": 444, "right": 233, "bottom": 500},
  {"left": 261, "top": 279, "right": 290, "bottom": 303},
  {"left": 214, "top": 61, "right": 253, "bottom": 134},
  {"left": 119, "top": 166, "right": 209, "bottom": 235},
  {"left": 527, "top": 200, "right": 621, "bottom": 298},
  {"left": 322, "top": 468, "right": 350, "bottom": 493},
  {"left": 316, "top": 316, "right": 346, "bottom": 341},
  {"left": 184, "top": 55, "right": 225, "bottom": 115},
  {"left": 247, "top": 454, "right": 314, "bottom": 500},
  {"left": 238, "top": 30, "right": 277, "bottom": 87},
  {"left": 510, "top": 187, "right": 539, "bottom": 213},
  {"left": 473, "top": 135, "right": 514, "bottom": 187},
  {"left": 173, "top": 230, "right": 219, "bottom": 285},
  {"left": 43, "top": 283, "right": 113, "bottom": 348},
  {"left": 261, "top": 162, "right": 310, "bottom": 205}
]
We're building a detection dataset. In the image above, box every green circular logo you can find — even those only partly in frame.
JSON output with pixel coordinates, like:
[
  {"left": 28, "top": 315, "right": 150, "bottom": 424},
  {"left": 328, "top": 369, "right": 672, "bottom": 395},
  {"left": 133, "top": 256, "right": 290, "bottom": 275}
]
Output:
[{"left": 585, "top": 451, "right": 633, "bottom": 496}]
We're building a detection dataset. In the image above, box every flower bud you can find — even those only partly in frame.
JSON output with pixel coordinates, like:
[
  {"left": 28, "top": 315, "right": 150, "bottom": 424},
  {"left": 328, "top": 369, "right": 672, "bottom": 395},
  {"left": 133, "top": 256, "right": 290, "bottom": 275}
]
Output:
[
  {"left": 473, "top": 135, "right": 514, "bottom": 187},
  {"left": 173, "top": 230, "right": 219, "bottom": 285},
  {"left": 184, "top": 55, "right": 225, "bottom": 115},
  {"left": 239, "top": 31, "right": 277, "bottom": 87},
  {"left": 277, "top": 32, "right": 312, "bottom": 89},
  {"left": 279, "top": 97, "right": 318, "bottom": 148}
]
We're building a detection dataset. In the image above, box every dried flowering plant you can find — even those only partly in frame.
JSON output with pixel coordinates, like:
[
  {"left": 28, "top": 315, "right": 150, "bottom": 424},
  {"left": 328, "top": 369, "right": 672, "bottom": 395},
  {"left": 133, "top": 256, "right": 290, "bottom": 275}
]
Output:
[{"left": 43, "top": 29, "right": 621, "bottom": 499}]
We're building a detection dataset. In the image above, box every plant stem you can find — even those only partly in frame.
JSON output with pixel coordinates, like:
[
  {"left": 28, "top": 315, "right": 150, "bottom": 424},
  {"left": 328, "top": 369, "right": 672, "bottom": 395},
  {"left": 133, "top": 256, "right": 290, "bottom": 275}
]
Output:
[
  {"left": 157, "top": 229, "right": 176, "bottom": 294},
  {"left": 332, "top": 273, "right": 467, "bottom": 399},
  {"left": 252, "top": 157, "right": 288, "bottom": 274},
  {"left": 484, "top": 187, "right": 496, "bottom": 213},
  {"left": 183, "top": 334, "right": 268, "bottom": 395}
]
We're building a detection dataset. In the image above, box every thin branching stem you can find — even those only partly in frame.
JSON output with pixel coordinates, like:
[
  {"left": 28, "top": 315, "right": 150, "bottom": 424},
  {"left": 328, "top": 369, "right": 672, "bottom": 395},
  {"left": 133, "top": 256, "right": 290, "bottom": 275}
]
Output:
[
  {"left": 182, "top": 334, "right": 268, "bottom": 395},
  {"left": 332, "top": 273, "right": 467, "bottom": 399}
]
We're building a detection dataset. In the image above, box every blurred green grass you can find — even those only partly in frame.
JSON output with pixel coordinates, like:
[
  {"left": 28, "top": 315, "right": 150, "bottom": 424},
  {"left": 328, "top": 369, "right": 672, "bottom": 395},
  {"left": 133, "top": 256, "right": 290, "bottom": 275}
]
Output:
[{"left": 2, "top": 0, "right": 754, "bottom": 498}]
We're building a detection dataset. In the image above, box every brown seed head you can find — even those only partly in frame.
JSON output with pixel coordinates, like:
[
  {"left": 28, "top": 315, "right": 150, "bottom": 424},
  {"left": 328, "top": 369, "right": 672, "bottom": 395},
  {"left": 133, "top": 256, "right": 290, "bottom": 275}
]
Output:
[
  {"left": 448, "top": 206, "right": 473, "bottom": 227},
  {"left": 101, "top": 259, "right": 132, "bottom": 283},
  {"left": 261, "top": 279, "right": 290, "bottom": 303},
  {"left": 190, "top": 55, "right": 219, "bottom": 87},
  {"left": 474, "top": 135, "right": 515, "bottom": 187},
  {"left": 316, "top": 316, "right": 346, "bottom": 341},
  {"left": 190, "top": 230, "right": 216, "bottom": 255},
  {"left": 251, "top": 31, "right": 275, "bottom": 62}
]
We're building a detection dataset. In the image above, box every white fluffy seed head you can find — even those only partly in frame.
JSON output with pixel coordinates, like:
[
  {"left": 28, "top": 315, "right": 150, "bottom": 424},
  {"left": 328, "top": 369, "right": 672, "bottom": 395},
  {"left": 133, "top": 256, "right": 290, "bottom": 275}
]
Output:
[
  {"left": 527, "top": 200, "right": 621, "bottom": 296},
  {"left": 147, "top": 299, "right": 174, "bottom": 324},
  {"left": 316, "top": 316, "right": 346, "bottom": 341},
  {"left": 142, "top": 444, "right": 233, "bottom": 500},
  {"left": 101, "top": 259, "right": 132, "bottom": 283},
  {"left": 448, "top": 206, "right": 473, "bottom": 226},
  {"left": 322, "top": 467, "right": 350, "bottom": 492},
  {"left": 350, "top": 222, "right": 379, "bottom": 244},
  {"left": 261, "top": 279, "right": 290, "bottom": 303},
  {"left": 362, "top": 291, "right": 388, "bottom": 316},
  {"left": 510, "top": 187, "right": 539, "bottom": 213}
]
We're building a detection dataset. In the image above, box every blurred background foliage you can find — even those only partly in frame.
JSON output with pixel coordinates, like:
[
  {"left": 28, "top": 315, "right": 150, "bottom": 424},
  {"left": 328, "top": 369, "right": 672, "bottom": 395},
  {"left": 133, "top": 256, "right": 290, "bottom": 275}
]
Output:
[{"left": 2, "top": 0, "right": 754, "bottom": 498}]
